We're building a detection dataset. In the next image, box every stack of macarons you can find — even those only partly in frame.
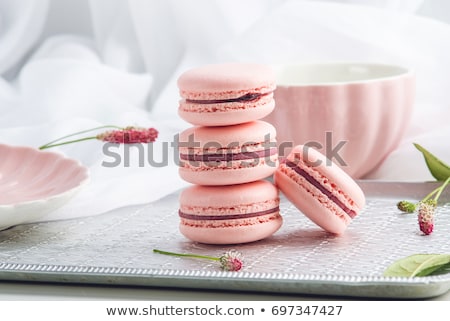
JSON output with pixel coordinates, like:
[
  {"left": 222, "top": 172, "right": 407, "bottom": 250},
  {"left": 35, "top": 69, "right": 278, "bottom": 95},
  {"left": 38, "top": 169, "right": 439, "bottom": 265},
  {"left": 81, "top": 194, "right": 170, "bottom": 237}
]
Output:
[
  {"left": 176, "top": 63, "right": 366, "bottom": 245},
  {"left": 177, "top": 63, "right": 283, "bottom": 244}
]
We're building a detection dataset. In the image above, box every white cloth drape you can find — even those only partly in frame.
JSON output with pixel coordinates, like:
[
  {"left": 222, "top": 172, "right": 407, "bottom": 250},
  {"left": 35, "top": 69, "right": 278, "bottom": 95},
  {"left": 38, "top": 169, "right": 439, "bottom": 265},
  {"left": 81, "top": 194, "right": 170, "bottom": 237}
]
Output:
[{"left": 0, "top": 0, "right": 449, "bottom": 222}]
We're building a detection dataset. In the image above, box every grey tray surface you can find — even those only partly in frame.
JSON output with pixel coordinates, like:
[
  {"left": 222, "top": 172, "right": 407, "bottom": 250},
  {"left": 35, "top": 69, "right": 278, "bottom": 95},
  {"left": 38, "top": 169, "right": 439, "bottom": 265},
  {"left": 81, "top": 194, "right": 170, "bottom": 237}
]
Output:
[{"left": 0, "top": 181, "right": 449, "bottom": 299}]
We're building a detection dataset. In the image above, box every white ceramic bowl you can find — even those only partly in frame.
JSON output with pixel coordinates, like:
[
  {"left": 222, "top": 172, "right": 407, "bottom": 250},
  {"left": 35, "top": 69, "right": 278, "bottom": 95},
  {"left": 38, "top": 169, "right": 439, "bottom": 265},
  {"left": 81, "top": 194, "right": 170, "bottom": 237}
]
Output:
[
  {"left": 0, "top": 144, "right": 89, "bottom": 230},
  {"left": 264, "top": 63, "right": 415, "bottom": 178}
]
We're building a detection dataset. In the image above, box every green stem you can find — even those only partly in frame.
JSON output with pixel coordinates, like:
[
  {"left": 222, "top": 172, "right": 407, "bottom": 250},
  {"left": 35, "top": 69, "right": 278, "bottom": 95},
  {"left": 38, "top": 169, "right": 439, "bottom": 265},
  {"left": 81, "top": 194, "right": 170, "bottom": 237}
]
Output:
[
  {"left": 39, "top": 125, "right": 122, "bottom": 149},
  {"left": 39, "top": 136, "right": 98, "bottom": 150},
  {"left": 422, "top": 184, "right": 444, "bottom": 202},
  {"left": 433, "top": 177, "right": 450, "bottom": 202},
  {"left": 153, "top": 249, "right": 220, "bottom": 261}
]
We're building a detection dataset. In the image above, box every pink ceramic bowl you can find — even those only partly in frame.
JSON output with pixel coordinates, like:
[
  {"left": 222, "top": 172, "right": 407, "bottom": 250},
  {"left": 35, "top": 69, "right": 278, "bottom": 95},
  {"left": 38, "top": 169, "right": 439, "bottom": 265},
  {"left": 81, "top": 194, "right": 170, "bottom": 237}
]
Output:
[{"left": 264, "top": 63, "right": 415, "bottom": 178}]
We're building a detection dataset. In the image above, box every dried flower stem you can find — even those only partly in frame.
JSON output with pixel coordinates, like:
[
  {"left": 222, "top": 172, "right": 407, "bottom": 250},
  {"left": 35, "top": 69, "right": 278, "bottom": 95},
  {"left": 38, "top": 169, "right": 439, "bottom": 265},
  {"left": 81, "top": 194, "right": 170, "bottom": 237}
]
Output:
[
  {"left": 398, "top": 143, "right": 450, "bottom": 235},
  {"left": 397, "top": 177, "right": 450, "bottom": 213},
  {"left": 39, "top": 125, "right": 121, "bottom": 150},
  {"left": 431, "top": 177, "right": 450, "bottom": 202},
  {"left": 153, "top": 249, "right": 221, "bottom": 262},
  {"left": 153, "top": 248, "right": 243, "bottom": 271},
  {"left": 39, "top": 125, "right": 158, "bottom": 149}
]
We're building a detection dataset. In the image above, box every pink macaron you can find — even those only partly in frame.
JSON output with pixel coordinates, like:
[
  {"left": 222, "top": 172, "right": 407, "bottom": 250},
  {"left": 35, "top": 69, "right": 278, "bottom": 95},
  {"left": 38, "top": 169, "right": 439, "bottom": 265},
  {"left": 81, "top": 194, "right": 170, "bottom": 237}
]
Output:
[
  {"left": 274, "top": 145, "right": 365, "bottom": 235},
  {"left": 178, "top": 120, "right": 278, "bottom": 186},
  {"left": 179, "top": 180, "right": 282, "bottom": 244},
  {"left": 177, "top": 63, "right": 276, "bottom": 126}
]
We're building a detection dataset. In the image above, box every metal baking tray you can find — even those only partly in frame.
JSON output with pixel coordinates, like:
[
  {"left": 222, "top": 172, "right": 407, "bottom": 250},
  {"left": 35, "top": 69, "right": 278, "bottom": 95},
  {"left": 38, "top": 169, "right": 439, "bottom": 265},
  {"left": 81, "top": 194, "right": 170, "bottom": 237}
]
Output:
[{"left": 0, "top": 181, "right": 449, "bottom": 299}]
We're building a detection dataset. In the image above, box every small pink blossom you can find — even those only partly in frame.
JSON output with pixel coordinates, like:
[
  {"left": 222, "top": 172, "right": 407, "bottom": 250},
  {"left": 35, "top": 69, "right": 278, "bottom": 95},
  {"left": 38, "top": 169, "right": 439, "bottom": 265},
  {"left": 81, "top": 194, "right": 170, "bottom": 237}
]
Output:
[
  {"left": 97, "top": 127, "right": 158, "bottom": 144},
  {"left": 220, "top": 250, "right": 244, "bottom": 272},
  {"left": 418, "top": 202, "right": 435, "bottom": 235}
]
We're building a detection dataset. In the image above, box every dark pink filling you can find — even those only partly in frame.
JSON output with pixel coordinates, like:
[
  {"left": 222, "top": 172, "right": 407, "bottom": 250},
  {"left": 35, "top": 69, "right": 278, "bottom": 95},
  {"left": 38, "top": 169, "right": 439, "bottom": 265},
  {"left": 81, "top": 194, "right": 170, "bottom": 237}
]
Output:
[
  {"left": 285, "top": 160, "right": 357, "bottom": 219},
  {"left": 180, "top": 147, "right": 277, "bottom": 162},
  {"left": 179, "top": 206, "right": 279, "bottom": 221},
  {"left": 185, "top": 92, "right": 269, "bottom": 104}
]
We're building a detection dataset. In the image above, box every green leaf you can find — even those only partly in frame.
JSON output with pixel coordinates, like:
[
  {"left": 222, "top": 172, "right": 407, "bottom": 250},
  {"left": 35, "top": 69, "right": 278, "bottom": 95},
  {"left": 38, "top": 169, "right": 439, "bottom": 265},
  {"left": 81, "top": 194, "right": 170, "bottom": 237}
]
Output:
[
  {"left": 414, "top": 143, "right": 450, "bottom": 181},
  {"left": 384, "top": 254, "right": 450, "bottom": 277}
]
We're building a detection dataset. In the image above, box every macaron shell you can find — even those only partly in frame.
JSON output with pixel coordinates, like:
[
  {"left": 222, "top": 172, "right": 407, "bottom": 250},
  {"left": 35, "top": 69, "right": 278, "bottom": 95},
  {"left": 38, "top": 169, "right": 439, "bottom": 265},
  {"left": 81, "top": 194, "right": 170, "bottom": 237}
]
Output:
[
  {"left": 179, "top": 218, "right": 282, "bottom": 245},
  {"left": 178, "top": 63, "right": 276, "bottom": 100},
  {"left": 179, "top": 163, "right": 278, "bottom": 186},
  {"left": 180, "top": 180, "right": 279, "bottom": 207},
  {"left": 178, "top": 99, "right": 275, "bottom": 126},
  {"left": 178, "top": 120, "right": 276, "bottom": 147}
]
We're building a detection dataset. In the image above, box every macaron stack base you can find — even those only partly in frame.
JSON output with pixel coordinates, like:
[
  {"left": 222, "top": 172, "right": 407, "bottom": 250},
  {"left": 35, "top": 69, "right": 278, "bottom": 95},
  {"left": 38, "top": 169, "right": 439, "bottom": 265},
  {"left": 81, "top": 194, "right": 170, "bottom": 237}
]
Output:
[
  {"left": 179, "top": 181, "right": 282, "bottom": 244},
  {"left": 177, "top": 63, "right": 282, "bottom": 245}
]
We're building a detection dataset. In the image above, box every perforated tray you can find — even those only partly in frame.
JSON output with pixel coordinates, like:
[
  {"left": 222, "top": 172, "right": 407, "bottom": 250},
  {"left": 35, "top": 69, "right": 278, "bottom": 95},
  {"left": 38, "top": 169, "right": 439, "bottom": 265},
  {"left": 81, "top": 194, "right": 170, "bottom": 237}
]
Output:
[{"left": 0, "top": 181, "right": 449, "bottom": 299}]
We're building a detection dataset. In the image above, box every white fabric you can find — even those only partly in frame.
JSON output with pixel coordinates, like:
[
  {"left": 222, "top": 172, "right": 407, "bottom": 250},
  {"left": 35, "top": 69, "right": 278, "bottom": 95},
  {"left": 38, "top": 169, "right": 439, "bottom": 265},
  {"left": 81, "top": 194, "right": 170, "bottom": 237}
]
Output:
[{"left": 0, "top": 0, "right": 449, "bottom": 223}]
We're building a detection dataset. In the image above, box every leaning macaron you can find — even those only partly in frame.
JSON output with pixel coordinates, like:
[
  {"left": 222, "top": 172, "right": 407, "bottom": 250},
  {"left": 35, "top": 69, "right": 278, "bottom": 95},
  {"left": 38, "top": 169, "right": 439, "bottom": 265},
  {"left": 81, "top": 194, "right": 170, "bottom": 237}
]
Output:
[
  {"left": 179, "top": 180, "right": 282, "bottom": 244},
  {"left": 178, "top": 63, "right": 276, "bottom": 126},
  {"left": 274, "top": 145, "right": 365, "bottom": 234},
  {"left": 178, "top": 120, "right": 278, "bottom": 186}
]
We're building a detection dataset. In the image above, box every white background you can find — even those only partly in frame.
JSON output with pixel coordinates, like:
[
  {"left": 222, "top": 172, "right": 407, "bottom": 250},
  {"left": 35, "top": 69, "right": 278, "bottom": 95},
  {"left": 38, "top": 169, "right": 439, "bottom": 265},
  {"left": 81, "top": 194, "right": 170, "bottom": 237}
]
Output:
[{"left": 1, "top": 0, "right": 450, "bottom": 222}]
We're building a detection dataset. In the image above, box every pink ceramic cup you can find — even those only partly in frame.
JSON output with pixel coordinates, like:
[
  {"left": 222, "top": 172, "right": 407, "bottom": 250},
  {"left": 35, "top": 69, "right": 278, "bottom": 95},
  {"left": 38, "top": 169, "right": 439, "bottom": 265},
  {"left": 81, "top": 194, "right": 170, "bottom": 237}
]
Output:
[{"left": 264, "top": 63, "right": 415, "bottom": 178}]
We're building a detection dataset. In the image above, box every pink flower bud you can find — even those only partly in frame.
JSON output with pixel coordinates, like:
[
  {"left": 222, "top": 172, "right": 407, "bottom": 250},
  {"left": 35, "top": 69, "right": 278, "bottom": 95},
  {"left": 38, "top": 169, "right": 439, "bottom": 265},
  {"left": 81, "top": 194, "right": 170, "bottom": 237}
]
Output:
[
  {"left": 418, "top": 202, "right": 435, "bottom": 235},
  {"left": 219, "top": 250, "right": 244, "bottom": 271},
  {"left": 97, "top": 127, "right": 158, "bottom": 144}
]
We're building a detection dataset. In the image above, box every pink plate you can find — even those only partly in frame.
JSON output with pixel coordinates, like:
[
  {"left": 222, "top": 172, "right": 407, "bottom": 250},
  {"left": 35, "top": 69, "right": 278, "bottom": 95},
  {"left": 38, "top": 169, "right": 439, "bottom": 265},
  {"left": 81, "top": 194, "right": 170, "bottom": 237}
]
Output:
[{"left": 0, "top": 144, "right": 89, "bottom": 230}]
